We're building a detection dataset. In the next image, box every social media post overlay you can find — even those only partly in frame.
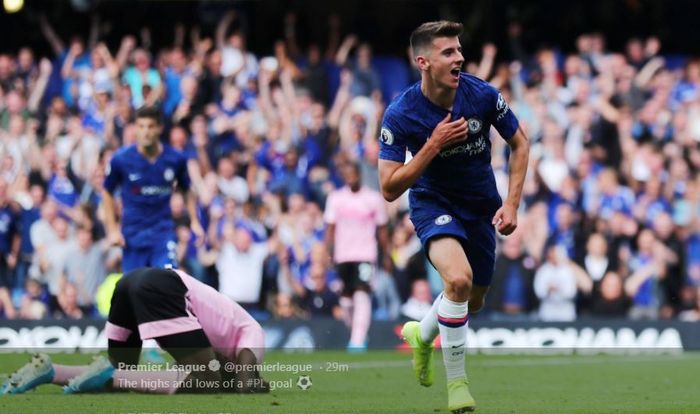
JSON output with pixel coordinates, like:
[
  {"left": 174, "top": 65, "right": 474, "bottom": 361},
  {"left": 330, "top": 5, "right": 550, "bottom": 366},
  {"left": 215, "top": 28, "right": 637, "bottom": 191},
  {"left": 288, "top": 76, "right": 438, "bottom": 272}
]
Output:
[
  {"left": 0, "top": 349, "right": 359, "bottom": 396},
  {"left": 107, "top": 352, "right": 354, "bottom": 393},
  {"left": 112, "top": 360, "right": 320, "bottom": 392}
]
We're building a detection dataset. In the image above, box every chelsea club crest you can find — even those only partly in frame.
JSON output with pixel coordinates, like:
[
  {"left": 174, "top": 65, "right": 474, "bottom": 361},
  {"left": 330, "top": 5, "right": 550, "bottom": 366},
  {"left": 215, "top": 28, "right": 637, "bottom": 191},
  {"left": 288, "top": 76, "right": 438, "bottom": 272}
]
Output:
[
  {"left": 435, "top": 215, "right": 452, "bottom": 225},
  {"left": 467, "top": 118, "right": 482, "bottom": 134}
]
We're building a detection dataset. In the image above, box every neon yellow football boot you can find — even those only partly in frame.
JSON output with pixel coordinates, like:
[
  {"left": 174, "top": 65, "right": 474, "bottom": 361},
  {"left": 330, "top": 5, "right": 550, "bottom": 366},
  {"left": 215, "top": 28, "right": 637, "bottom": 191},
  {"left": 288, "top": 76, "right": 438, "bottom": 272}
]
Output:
[
  {"left": 401, "top": 321, "right": 435, "bottom": 387},
  {"left": 447, "top": 378, "right": 476, "bottom": 413}
]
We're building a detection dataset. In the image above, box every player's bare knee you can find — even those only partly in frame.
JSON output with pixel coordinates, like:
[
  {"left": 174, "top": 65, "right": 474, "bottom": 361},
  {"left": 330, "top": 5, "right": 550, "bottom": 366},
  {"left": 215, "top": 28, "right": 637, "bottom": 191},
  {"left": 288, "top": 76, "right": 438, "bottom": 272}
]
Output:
[{"left": 445, "top": 272, "right": 472, "bottom": 297}]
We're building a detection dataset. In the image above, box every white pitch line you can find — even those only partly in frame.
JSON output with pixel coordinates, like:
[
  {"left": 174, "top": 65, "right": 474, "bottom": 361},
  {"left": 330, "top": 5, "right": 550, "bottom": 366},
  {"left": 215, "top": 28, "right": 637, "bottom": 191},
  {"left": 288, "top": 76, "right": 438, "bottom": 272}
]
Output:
[{"left": 347, "top": 353, "right": 696, "bottom": 370}]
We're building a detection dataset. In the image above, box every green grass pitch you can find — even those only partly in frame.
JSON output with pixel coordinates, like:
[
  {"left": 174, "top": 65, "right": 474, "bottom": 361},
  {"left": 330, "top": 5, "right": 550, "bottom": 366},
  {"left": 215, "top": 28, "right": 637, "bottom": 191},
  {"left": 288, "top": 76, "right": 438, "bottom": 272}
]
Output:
[{"left": 1, "top": 350, "right": 699, "bottom": 413}]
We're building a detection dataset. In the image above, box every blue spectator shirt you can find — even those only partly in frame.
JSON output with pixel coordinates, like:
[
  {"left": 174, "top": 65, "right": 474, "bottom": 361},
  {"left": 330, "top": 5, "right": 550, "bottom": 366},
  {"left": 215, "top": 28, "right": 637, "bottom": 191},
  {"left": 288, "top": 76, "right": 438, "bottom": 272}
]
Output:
[{"left": 0, "top": 206, "right": 17, "bottom": 254}]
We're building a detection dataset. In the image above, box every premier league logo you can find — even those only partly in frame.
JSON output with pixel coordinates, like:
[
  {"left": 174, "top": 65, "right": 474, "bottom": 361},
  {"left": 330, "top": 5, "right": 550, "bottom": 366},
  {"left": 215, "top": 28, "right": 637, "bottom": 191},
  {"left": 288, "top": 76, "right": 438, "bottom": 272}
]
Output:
[
  {"left": 497, "top": 93, "right": 508, "bottom": 112},
  {"left": 468, "top": 118, "right": 482, "bottom": 134},
  {"left": 380, "top": 128, "right": 394, "bottom": 145},
  {"left": 496, "top": 93, "right": 509, "bottom": 120}
]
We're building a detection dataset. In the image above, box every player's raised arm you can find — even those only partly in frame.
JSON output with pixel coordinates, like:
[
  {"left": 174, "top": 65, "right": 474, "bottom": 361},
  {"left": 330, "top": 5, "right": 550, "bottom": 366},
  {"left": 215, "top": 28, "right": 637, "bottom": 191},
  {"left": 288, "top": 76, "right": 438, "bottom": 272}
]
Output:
[{"left": 378, "top": 113, "right": 467, "bottom": 202}]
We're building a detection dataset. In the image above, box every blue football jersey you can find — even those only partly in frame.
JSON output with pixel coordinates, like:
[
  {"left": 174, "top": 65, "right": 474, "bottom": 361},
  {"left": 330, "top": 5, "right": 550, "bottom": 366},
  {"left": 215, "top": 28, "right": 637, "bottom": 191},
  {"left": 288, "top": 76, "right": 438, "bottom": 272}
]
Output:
[
  {"left": 104, "top": 145, "right": 190, "bottom": 248},
  {"left": 379, "top": 73, "right": 519, "bottom": 219}
]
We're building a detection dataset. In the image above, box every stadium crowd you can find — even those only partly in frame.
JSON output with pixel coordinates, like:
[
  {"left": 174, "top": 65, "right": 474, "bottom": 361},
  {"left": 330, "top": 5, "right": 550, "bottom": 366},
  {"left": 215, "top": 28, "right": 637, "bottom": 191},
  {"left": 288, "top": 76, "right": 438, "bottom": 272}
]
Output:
[{"left": 0, "top": 11, "right": 699, "bottom": 324}]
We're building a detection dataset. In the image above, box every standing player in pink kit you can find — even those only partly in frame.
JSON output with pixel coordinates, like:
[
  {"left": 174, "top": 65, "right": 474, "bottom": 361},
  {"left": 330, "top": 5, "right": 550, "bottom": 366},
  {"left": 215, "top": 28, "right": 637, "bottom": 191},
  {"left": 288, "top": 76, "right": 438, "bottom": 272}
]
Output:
[
  {"left": 2, "top": 267, "right": 268, "bottom": 395},
  {"left": 324, "top": 162, "right": 389, "bottom": 351}
]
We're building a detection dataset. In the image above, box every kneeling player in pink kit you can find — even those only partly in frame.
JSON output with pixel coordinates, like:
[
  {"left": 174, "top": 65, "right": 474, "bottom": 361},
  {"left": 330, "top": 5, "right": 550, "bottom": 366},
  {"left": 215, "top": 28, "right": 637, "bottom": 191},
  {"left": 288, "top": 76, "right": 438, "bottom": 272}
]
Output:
[{"left": 2, "top": 267, "right": 268, "bottom": 395}]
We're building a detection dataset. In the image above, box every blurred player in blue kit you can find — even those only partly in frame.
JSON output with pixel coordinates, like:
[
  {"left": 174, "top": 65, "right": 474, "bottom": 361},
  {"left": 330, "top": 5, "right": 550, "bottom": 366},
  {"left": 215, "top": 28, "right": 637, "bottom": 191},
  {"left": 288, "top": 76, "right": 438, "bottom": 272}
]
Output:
[
  {"left": 378, "top": 21, "right": 529, "bottom": 413},
  {"left": 102, "top": 106, "right": 204, "bottom": 363},
  {"left": 102, "top": 106, "right": 204, "bottom": 272}
]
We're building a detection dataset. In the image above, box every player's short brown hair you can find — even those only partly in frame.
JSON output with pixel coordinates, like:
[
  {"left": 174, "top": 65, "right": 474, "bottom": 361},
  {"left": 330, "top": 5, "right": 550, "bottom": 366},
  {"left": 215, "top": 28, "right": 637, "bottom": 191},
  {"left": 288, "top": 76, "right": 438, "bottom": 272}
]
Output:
[
  {"left": 135, "top": 106, "right": 163, "bottom": 125},
  {"left": 410, "top": 21, "right": 463, "bottom": 56}
]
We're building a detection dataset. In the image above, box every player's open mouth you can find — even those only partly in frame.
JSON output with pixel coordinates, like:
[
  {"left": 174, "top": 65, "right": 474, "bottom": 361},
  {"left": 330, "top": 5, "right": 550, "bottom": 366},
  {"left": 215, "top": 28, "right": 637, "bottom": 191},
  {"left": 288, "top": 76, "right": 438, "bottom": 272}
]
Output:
[{"left": 450, "top": 68, "right": 460, "bottom": 80}]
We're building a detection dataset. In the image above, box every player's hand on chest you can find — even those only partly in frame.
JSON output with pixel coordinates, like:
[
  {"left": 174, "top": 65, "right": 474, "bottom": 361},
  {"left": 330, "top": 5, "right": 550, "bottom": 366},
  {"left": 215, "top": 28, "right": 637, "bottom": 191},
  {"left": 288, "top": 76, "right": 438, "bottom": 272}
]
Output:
[{"left": 424, "top": 111, "right": 484, "bottom": 146}]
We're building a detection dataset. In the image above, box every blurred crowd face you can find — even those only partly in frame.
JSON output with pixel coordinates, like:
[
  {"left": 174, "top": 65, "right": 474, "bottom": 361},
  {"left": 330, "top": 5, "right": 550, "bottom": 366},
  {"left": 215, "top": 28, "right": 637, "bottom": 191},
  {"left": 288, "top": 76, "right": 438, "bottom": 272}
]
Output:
[
  {"left": 685, "top": 60, "right": 700, "bottom": 82},
  {"left": 49, "top": 97, "right": 68, "bottom": 117},
  {"left": 133, "top": 49, "right": 151, "bottom": 71},
  {"left": 287, "top": 193, "right": 305, "bottom": 214},
  {"left": 600, "top": 272, "right": 624, "bottom": 301},
  {"left": 90, "top": 48, "right": 105, "bottom": 69},
  {"left": 228, "top": 33, "right": 244, "bottom": 49},
  {"left": 40, "top": 199, "right": 58, "bottom": 222},
  {"left": 636, "top": 229, "right": 656, "bottom": 256},
  {"left": 555, "top": 203, "right": 574, "bottom": 230},
  {"left": 501, "top": 232, "right": 523, "bottom": 259},
  {"left": 626, "top": 38, "right": 644, "bottom": 63},
  {"left": 284, "top": 148, "right": 299, "bottom": 170},
  {"left": 207, "top": 50, "right": 222, "bottom": 74},
  {"left": 170, "top": 48, "right": 187, "bottom": 71},
  {"left": 357, "top": 44, "right": 372, "bottom": 69},
  {"left": 411, "top": 279, "right": 432, "bottom": 304},
  {"left": 598, "top": 169, "right": 619, "bottom": 195},
  {"left": 307, "top": 44, "right": 321, "bottom": 65},
  {"left": 545, "top": 244, "right": 566, "bottom": 266},
  {"left": 223, "top": 197, "right": 237, "bottom": 218},
  {"left": 26, "top": 278, "right": 42, "bottom": 298},
  {"left": 233, "top": 228, "right": 253, "bottom": 252},
  {"left": 17, "top": 48, "right": 33, "bottom": 71},
  {"left": 643, "top": 177, "right": 663, "bottom": 199},
  {"left": 94, "top": 90, "right": 110, "bottom": 109},
  {"left": 191, "top": 115, "right": 207, "bottom": 136},
  {"left": 275, "top": 293, "right": 294, "bottom": 319},
  {"left": 180, "top": 76, "right": 198, "bottom": 100},
  {"left": 5, "top": 91, "right": 25, "bottom": 115},
  {"left": 391, "top": 226, "right": 410, "bottom": 249},
  {"left": 218, "top": 158, "right": 235, "bottom": 179},
  {"left": 222, "top": 83, "right": 241, "bottom": 107},
  {"left": 586, "top": 233, "right": 608, "bottom": 257},
  {"left": 0, "top": 55, "right": 14, "bottom": 79},
  {"left": 653, "top": 213, "right": 674, "bottom": 240},
  {"left": 76, "top": 227, "right": 93, "bottom": 250},
  {"left": 53, "top": 216, "right": 70, "bottom": 240},
  {"left": 60, "top": 283, "right": 79, "bottom": 312},
  {"left": 123, "top": 123, "right": 137, "bottom": 146},
  {"left": 169, "top": 126, "right": 187, "bottom": 149},
  {"left": 308, "top": 103, "right": 325, "bottom": 131},
  {"left": 309, "top": 263, "right": 327, "bottom": 292},
  {"left": 29, "top": 184, "right": 45, "bottom": 207}
]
